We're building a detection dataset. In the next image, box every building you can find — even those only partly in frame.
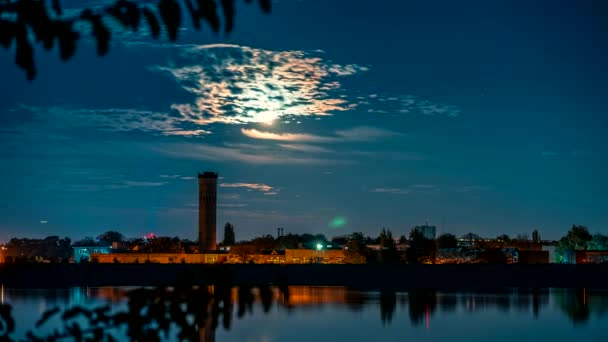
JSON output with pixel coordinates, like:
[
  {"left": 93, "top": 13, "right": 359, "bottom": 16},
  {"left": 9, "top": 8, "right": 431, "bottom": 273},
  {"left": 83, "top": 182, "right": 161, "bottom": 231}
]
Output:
[
  {"left": 73, "top": 246, "right": 112, "bottom": 263},
  {"left": 532, "top": 229, "right": 541, "bottom": 243},
  {"left": 198, "top": 172, "right": 218, "bottom": 252},
  {"left": 413, "top": 224, "right": 436, "bottom": 240},
  {"left": 575, "top": 250, "right": 608, "bottom": 264}
]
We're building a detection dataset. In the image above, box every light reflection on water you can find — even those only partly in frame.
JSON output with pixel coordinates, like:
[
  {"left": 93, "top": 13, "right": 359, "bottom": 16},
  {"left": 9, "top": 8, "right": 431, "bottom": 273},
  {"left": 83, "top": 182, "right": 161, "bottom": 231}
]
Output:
[{"left": 2, "top": 286, "right": 608, "bottom": 341}]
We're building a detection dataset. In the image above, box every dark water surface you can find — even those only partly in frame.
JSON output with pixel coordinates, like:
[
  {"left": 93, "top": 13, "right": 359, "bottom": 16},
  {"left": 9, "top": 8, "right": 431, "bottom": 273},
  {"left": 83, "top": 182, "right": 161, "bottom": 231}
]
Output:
[{"left": 2, "top": 285, "right": 608, "bottom": 341}]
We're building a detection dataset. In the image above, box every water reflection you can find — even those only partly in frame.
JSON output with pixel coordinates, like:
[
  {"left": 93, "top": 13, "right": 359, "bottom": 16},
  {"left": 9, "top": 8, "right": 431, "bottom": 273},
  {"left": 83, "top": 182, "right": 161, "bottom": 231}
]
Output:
[{"left": 3, "top": 285, "right": 608, "bottom": 341}]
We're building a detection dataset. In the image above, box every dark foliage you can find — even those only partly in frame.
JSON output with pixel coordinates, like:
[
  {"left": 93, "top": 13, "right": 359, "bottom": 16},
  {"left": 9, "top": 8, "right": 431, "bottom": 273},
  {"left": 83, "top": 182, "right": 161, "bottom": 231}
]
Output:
[
  {"left": 436, "top": 233, "right": 458, "bottom": 249},
  {"left": 407, "top": 229, "right": 436, "bottom": 264},
  {"left": 223, "top": 222, "right": 235, "bottom": 245},
  {"left": 5, "top": 236, "right": 72, "bottom": 262},
  {"left": 0, "top": 0, "right": 271, "bottom": 80}
]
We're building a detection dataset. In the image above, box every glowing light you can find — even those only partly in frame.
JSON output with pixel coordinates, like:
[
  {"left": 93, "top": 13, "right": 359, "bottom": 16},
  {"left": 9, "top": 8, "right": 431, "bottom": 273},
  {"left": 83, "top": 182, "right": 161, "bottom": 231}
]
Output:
[
  {"left": 329, "top": 216, "right": 347, "bottom": 229},
  {"left": 316, "top": 243, "right": 323, "bottom": 251}
]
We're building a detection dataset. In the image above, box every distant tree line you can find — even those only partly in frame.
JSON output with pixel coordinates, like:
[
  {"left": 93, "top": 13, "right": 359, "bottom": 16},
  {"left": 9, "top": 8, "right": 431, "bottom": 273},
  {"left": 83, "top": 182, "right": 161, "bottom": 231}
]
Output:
[{"left": 2, "top": 224, "right": 607, "bottom": 264}]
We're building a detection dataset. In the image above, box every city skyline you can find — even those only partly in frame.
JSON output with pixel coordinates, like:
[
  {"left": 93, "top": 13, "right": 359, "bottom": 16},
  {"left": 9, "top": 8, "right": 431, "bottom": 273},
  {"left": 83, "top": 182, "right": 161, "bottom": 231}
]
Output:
[{"left": 1, "top": 0, "right": 607, "bottom": 242}]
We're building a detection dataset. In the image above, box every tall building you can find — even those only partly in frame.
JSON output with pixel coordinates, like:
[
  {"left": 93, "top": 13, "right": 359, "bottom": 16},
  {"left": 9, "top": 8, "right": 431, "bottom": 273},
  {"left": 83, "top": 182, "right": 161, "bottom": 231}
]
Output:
[
  {"left": 198, "top": 172, "right": 218, "bottom": 252},
  {"left": 532, "top": 229, "right": 541, "bottom": 243},
  {"left": 413, "top": 224, "right": 437, "bottom": 240}
]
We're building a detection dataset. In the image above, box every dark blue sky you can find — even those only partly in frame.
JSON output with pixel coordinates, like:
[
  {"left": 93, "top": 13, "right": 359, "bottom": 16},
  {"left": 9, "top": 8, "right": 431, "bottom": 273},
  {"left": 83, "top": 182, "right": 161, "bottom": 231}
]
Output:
[{"left": 1, "top": 0, "right": 607, "bottom": 241}]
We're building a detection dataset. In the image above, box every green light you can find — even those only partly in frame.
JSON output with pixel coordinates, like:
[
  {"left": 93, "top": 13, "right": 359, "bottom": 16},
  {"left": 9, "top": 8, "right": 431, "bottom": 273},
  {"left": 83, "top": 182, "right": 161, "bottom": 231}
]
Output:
[
  {"left": 316, "top": 243, "right": 323, "bottom": 251},
  {"left": 329, "top": 216, "right": 347, "bottom": 229}
]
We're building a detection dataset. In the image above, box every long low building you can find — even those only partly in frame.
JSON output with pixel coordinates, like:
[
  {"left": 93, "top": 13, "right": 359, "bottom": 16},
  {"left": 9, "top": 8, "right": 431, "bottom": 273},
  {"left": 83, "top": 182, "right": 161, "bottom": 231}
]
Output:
[{"left": 92, "top": 249, "right": 347, "bottom": 264}]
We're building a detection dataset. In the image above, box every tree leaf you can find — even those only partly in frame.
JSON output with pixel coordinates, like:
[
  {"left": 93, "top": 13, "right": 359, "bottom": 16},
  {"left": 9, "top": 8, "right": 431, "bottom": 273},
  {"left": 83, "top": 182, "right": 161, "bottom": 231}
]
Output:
[
  {"left": 51, "top": 0, "right": 63, "bottom": 16},
  {"left": 0, "top": 304, "right": 15, "bottom": 334},
  {"left": 36, "top": 307, "right": 60, "bottom": 328},
  {"left": 220, "top": 0, "right": 234, "bottom": 33},
  {"left": 15, "top": 26, "right": 36, "bottom": 80},
  {"left": 0, "top": 19, "right": 16, "bottom": 49},
  {"left": 55, "top": 21, "right": 78, "bottom": 61},
  {"left": 158, "top": 0, "right": 182, "bottom": 41},
  {"left": 258, "top": 0, "right": 271, "bottom": 13},
  {"left": 196, "top": 0, "right": 220, "bottom": 32},
  {"left": 183, "top": 0, "right": 201, "bottom": 30},
  {"left": 142, "top": 8, "right": 161, "bottom": 39}
]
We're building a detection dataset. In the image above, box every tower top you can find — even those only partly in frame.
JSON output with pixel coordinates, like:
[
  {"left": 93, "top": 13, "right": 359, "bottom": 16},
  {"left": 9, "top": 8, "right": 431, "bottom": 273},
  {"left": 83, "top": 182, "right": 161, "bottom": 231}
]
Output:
[{"left": 198, "top": 171, "right": 218, "bottom": 179}]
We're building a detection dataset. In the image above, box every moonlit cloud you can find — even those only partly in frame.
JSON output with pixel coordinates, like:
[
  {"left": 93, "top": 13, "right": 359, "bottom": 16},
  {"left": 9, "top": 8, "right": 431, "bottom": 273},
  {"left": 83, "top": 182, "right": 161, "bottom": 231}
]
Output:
[
  {"left": 241, "top": 126, "right": 402, "bottom": 143},
  {"left": 13, "top": 106, "right": 211, "bottom": 137},
  {"left": 278, "top": 144, "right": 333, "bottom": 153},
  {"left": 240, "top": 129, "right": 334, "bottom": 142},
  {"left": 220, "top": 182, "right": 274, "bottom": 192},
  {"left": 335, "top": 126, "right": 403, "bottom": 140},
  {"left": 356, "top": 94, "right": 461, "bottom": 117},
  {"left": 154, "top": 44, "right": 368, "bottom": 126},
  {"left": 155, "top": 142, "right": 345, "bottom": 165}
]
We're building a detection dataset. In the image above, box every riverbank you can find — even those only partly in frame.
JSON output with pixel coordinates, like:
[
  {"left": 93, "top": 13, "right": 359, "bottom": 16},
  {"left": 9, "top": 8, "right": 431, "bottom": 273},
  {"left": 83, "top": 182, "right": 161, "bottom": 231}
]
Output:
[{"left": 2, "top": 264, "right": 608, "bottom": 289}]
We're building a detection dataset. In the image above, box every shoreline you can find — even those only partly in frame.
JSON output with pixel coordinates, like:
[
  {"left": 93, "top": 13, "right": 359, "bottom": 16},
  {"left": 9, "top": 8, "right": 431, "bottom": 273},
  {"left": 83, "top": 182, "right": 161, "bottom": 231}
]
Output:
[{"left": 2, "top": 264, "right": 608, "bottom": 290}]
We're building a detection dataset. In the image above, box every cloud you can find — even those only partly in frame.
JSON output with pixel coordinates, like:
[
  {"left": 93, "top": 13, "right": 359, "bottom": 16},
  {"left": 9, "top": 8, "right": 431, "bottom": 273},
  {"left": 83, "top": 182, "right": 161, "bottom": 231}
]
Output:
[
  {"left": 154, "top": 44, "right": 368, "bottom": 126},
  {"left": 240, "top": 129, "right": 334, "bottom": 142},
  {"left": 220, "top": 183, "right": 274, "bottom": 192},
  {"left": 155, "top": 142, "right": 349, "bottom": 165},
  {"left": 160, "top": 174, "right": 196, "bottom": 180},
  {"left": 122, "top": 181, "right": 166, "bottom": 187},
  {"left": 335, "top": 126, "right": 403, "bottom": 141},
  {"left": 278, "top": 144, "right": 333, "bottom": 153},
  {"left": 218, "top": 203, "right": 248, "bottom": 208},
  {"left": 410, "top": 184, "right": 437, "bottom": 189},
  {"left": 356, "top": 94, "right": 461, "bottom": 117},
  {"left": 241, "top": 126, "right": 402, "bottom": 143},
  {"left": 370, "top": 188, "right": 411, "bottom": 195},
  {"left": 160, "top": 174, "right": 182, "bottom": 179},
  {"left": 47, "top": 179, "right": 168, "bottom": 192},
  {"left": 13, "top": 105, "right": 211, "bottom": 137},
  {"left": 370, "top": 184, "right": 439, "bottom": 195}
]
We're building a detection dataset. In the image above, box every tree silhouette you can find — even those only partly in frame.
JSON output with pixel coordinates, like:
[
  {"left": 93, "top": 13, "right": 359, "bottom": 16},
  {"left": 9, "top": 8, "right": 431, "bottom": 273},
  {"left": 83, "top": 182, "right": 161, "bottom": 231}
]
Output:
[
  {"left": 0, "top": 0, "right": 271, "bottom": 80},
  {"left": 407, "top": 229, "right": 436, "bottom": 264},
  {"left": 558, "top": 225, "right": 593, "bottom": 252},
  {"left": 436, "top": 233, "right": 457, "bottom": 249},
  {"left": 96, "top": 230, "right": 125, "bottom": 246},
  {"left": 223, "top": 222, "right": 235, "bottom": 245}
]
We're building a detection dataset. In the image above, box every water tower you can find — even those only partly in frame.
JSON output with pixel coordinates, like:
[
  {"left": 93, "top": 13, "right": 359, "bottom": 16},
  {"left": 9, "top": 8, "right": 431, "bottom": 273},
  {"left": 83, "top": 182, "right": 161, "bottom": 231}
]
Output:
[{"left": 198, "top": 172, "right": 218, "bottom": 252}]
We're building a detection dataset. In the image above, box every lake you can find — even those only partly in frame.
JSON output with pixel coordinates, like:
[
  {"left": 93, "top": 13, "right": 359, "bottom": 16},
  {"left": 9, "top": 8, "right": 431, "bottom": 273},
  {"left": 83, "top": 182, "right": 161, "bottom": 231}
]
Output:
[{"left": 2, "top": 285, "right": 608, "bottom": 341}]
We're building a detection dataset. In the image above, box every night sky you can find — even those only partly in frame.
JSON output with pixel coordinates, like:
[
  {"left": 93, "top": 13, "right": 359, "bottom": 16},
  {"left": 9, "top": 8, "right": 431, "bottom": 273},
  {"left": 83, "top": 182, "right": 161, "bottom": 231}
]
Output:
[{"left": 1, "top": 0, "right": 607, "bottom": 242}]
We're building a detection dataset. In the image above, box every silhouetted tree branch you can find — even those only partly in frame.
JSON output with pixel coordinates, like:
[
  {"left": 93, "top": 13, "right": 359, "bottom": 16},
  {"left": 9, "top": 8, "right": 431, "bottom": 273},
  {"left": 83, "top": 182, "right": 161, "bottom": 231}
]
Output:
[{"left": 0, "top": 0, "right": 271, "bottom": 80}]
